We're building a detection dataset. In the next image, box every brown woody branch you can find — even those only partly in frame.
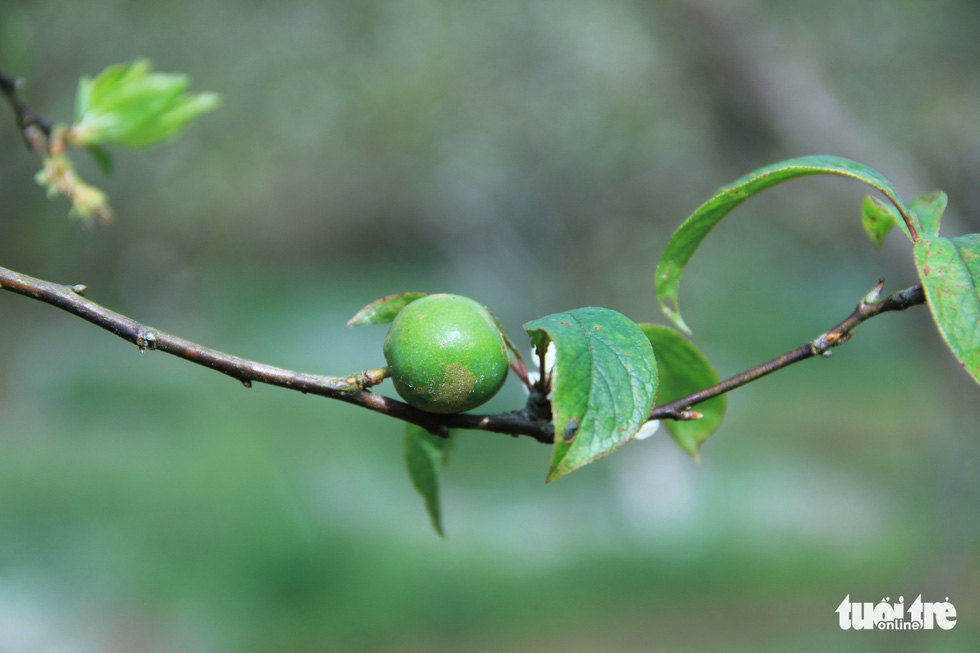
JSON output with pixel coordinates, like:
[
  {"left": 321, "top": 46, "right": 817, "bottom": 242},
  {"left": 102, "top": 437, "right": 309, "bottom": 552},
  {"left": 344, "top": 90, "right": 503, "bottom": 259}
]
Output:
[
  {"left": 1, "top": 265, "right": 925, "bottom": 446},
  {"left": 0, "top": 265, "right": 554, "bottom": 443},
  {"left": 650, "top": 279, "right": 926, "bottom": 420},
  {"left": 1, "top": 70, "right": 52, "bottom": 154}
]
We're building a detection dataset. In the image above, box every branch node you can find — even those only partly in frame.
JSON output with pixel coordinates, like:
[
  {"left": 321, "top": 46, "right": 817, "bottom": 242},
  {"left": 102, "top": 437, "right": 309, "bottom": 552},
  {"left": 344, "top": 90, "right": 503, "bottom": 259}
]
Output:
[
  {"left": 347, "top": 367, "right": 389, "bottom": 390},
  {"left": 810, "top": 335, "right": 829, "bottom": 354},
  {"left": 135, "top": 327, "right": 157, "bottom": 353},
  {"left": 812, "top": 330, "right": 853, "bottom": 356},
  {"left": 70, "top": 284, "right": 88, "bottom": 296}
]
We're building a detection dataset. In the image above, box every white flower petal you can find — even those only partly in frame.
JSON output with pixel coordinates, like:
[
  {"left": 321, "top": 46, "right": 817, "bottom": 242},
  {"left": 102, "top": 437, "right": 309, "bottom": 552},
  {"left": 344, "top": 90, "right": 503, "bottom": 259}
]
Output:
[
  {"left": 530, "top": 341, "right": 557, "bottom": 371},
  {"left": 634, "top": 420, "right": 660, "bottom": 440},
  {"left": 543, "top": 341, "right": 557, "bottom": 371},
  {"left": 524, "top": 371, "right": 541, "bottom": 395}
]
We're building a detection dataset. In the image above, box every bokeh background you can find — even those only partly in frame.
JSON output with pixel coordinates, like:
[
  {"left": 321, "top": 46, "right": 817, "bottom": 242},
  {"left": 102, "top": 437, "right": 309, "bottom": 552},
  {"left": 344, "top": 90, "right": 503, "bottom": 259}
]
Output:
[{"left": 2, "top": 1, "right": 979, "bottom": 651}]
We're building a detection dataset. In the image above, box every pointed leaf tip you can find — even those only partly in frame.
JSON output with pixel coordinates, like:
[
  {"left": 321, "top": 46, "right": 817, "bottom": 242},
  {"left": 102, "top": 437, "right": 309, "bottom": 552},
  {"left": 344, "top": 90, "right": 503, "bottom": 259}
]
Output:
[{"left": 404, "top": 425, "right": 455, "bottom": 537}]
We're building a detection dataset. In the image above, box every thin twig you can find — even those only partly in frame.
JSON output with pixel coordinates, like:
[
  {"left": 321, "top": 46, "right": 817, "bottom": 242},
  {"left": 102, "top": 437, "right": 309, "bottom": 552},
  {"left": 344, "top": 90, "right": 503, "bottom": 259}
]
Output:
[
  {"left": 649, "top": 280, "right": 926, "bottom": 420},
  {"left": 0, "top": 70, "right": 52, "bottom": 153}
]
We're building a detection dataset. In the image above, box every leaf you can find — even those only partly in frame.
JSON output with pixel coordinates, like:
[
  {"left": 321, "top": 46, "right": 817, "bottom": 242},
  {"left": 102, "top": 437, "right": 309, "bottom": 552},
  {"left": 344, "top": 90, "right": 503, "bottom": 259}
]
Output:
[
  {"left": 345, "top": 292, "right": 428, "bottom": 327},
  {"left": 655, "top": 155, "right": 917, "bottom": 334},
  {"left": 910, "top": 190, "right": 947, "bottom": 238},
  {"left": 74, "top": 60, "right": 143, "bottom": 123},
  {"left": 639, "top": 325, "right": 726, "bottom": 458},
  {"left": 71, "top": 59, "right": 220, "bottom": 148},
  {"left": 861, "top": 195, "right": 900, "bottom": 247},
  {"left": 404, "top": 424, "right": 455, "bottom": 537},
  {"left": 524, "top": 307, "right": 658, "bottom": 482},
  {"left": 84, "top": 144, "right": 114, "bottom": 176},
  {"left": 914, "top": 233, "right": 980, "bottom": 386},
  {"left": 117, "top": 92, "right": 222, "bottom": 147}
]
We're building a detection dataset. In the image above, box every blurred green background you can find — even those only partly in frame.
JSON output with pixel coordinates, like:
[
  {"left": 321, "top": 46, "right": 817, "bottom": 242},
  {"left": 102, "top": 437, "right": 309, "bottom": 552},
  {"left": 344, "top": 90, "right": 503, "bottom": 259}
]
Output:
[{"left": 2, "top": 1, "right": 979, "bottom": 651}]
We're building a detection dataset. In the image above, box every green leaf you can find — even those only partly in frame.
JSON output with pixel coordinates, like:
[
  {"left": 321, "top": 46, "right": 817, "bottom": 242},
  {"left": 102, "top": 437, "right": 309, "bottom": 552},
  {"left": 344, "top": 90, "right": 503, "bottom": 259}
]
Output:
[
  {"left": 914, "top": 233, "right": 980, "bottom": 386},
  {"left": 404, "top": 424, "right": 454, "bottom": 537},
  {"left": 524, "top": 307, "right": 658, "bottom": 482},
  {"left": 74, "top": 60, "right": 144, "bottom": 123},
  {"left": 115, "top": 91, "right": 222, "bottom": 147},
  {"left": 655, "top": 155, "right": 916, "bottom": 334},
  {"left": 345, "top": 292, "right": 428, "bottom": 327},
  {"left": 71, "top": 59, "right": 220, "bottom": 148},
  {"left": 84, "top": 144, "right": 114, "bottom": 176},
  {"left": 639, "top": 325, "right": 726, "bottom": 458},
  {"left": 861, "top": 195, "right": 900, "bottom": 247},
  {"left": 910, "top": 190, "right": 947, "bottom": 238}
]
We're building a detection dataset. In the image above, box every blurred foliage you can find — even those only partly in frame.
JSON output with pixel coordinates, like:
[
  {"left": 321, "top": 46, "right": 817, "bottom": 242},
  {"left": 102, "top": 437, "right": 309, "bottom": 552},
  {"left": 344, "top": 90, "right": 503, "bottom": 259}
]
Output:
[{"left": 1, "top": 1, "right": 979, "bottom": 651}]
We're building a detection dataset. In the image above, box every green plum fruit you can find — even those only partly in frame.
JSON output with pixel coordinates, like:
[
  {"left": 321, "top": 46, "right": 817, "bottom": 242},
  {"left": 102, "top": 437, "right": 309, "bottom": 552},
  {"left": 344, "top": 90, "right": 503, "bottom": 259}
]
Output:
[{"left": 383, "top": 293, "right": 509, "bottom": 413}]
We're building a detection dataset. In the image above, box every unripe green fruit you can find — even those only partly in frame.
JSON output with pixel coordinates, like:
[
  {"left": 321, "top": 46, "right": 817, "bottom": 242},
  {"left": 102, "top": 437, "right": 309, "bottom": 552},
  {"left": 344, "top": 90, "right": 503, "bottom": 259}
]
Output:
[{"left": 383, "top": 293, "right": 509, "bottom": 414}]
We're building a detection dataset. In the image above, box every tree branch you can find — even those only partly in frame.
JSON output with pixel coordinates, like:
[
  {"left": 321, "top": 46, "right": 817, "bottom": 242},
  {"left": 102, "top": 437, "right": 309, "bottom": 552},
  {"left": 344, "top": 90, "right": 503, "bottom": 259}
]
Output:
[
  {"left": 649, "top": 279, "right": 926, "bottom": 420},
  {"left": 0, "top": 70, "right": 52, "bottom": 155},
  {"left": 0, "top": 265, "right": 554, "bottom": 444},
  {"left": 2, "top": 264, "right": 927, "bottom": 448}
]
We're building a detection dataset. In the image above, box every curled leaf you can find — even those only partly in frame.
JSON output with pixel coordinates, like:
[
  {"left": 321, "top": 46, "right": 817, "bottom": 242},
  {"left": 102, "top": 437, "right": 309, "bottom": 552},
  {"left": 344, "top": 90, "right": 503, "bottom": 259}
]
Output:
[{"left": 656, "top": 155, "right": 916, "bottom": 334}]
